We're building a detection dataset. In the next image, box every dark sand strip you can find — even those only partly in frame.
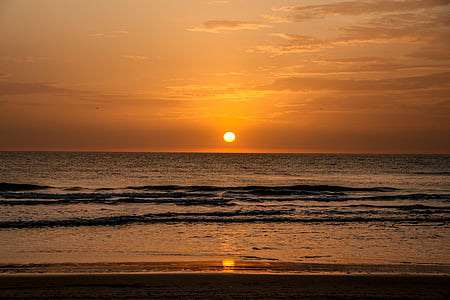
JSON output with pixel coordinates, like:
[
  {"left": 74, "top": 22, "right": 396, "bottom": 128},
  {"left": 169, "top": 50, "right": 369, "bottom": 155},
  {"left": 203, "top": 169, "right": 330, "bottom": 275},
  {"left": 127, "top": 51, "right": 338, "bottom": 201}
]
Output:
[{"left": 1, "top": 274, "right": 449, "bottom": 299}]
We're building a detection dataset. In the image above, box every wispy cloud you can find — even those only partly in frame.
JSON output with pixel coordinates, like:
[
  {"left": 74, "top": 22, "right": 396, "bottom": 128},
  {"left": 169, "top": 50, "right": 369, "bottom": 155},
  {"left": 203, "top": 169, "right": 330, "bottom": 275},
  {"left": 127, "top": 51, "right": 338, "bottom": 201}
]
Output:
[
  {"left": 407, "top": 46, "right": 450, "bottom": 60},
  {"left": 253, "top": 33, "right": 327, "bottom": 54},
  {"left": 333, "top": 9, "right": 449, "bottom": 45},
  {"left": 215, "top": 72, "right": 243, "bottom": 76},
  {"left": 334, "top": 25, "right": 440, "bottom": 44},
  {"left": 0, "top": 73, "right": 12, "bottom": 79},
  {"left": 188, "top": 20, "right": 269, "bottom": 33},
  {"left": 263, "top": 72, "right": 450, "bottom": 91},
  {"left": 88, "top": 30, "right": 128, "bottom": 38},
  {"left": 1, "top": 56, "right": 47, "bottom": 63},
  {"left": 276, "top": 59, "right": 450, "bottom": 76},
  {"left": 167, "top": 83, "right": 266, "bottom": 101},
  {"left": 273, "top": 0, "right": 450, "bottom": 22},
  {"left": 259, "top": 1, "right": 450, "bottom": 55},
  {"left": 208, "top": 0, "right": 230, "bottom": 5},
  {"left": 311, "top": 57, "right": 389, "bottom": 64},
  {"left": 122, "top": 55, "right": 149, "bottom": 60},
  {"left": 0, "top": 82, "right": 81, "bottom": 96}
]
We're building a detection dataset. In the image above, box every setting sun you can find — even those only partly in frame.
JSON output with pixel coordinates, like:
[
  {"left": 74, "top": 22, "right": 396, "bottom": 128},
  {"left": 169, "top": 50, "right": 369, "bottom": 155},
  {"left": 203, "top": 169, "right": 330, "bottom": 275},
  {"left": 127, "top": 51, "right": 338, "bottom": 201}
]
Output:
[
  {"left": 223, "top": 132, "right": 236, "bottom": 143},
  {"left": 1, "top": 1, "right": 448, "bottom": 153}
]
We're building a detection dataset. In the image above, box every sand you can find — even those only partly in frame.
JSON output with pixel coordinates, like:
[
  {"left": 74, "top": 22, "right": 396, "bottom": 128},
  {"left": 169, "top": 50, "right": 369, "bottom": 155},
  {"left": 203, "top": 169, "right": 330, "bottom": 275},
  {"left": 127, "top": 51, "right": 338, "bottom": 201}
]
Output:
[
  {"left": 1, "top": 273, "right": 449, "bottom": 299},
  {"left": 1, "top": 262, "right": 449, "bottom": 299}
]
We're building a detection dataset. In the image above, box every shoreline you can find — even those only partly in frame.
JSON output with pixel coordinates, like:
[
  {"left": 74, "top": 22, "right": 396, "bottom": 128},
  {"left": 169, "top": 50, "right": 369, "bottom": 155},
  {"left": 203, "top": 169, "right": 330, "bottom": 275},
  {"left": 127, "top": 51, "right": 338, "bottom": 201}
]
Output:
[{"left": 1, "top": 260, "right": 449, "bottom": 275}]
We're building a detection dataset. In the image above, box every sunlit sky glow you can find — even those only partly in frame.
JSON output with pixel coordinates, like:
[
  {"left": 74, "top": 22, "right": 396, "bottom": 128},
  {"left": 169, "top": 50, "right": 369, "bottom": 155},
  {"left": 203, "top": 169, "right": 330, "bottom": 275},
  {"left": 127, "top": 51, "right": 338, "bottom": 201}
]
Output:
[{"left": 1, "top": 0, "right": 449, "bottom": 153}]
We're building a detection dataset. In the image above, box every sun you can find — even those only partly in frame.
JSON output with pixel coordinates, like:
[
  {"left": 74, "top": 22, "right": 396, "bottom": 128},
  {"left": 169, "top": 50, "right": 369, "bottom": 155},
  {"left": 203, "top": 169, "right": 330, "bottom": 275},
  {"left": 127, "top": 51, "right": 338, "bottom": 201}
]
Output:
[{"left": 223, "top": 132, "right": 236, "bottom": 143}]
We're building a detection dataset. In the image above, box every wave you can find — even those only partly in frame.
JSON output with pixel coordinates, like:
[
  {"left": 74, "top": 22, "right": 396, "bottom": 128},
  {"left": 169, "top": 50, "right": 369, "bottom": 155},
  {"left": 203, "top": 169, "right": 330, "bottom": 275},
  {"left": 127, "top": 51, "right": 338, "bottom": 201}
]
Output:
[
  {"left": 0, "top": 183, "right": 52, "bottom": 191},
  {"left": 1, "top": 192, "right": 449, "bottom": 206},
  {"left": 0, "top": 183, "right": 404, "bottom": 206},
  {"left": 0, "top": 191, "right": 214, "bottom": 200},
  {"left": 0, "top": 209, "right": 293, "bottom": 228},
  {"left": 346, "top": 204, "right": 450, "bottom": 211},
  {"left": 0, "top": 210, "right": 448, "bottom": 229},
  {"left": 1, "top": 190, "right": 449, "bottom": 206},
  {"left": 0, "top": 198, "right": 236, "bottom": 207},
  {"left": 124, "top": 184, "right": 399, "bottom": 194},
  {"left": 0, "top": 182, "right": 399, "bottom": 193},
  {"left": 2, "top": 199, "right": 450, "bottom": 212},
  {"left": 413, "top": 171, "right": 450, "bottom": 176}
]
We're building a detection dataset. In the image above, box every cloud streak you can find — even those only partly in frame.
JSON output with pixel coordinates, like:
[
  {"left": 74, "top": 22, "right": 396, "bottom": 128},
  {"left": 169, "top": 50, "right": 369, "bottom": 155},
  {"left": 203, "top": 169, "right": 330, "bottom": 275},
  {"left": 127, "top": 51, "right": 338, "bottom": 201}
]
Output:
[
  {"left": 274, "top": 0, "right": 450, "bottom": 22},
  {"left": 333, "top": 10, "right": 450, "bottom": 44},
  {"left": 188, "top": 20, "right": 269, "bottom": 33},
  {"left": 334, "top": 25, "right": 442, "bottom": 44},
  {"left": 263, "top": 72, "right": 450, "bottom": 91},
  {"left": 88, "top": 30, "right": 128, "bottom": 38},
  {"left": 122, "top": 55, "right": 149, "bottom": 60},
  {"left": 208, "top": 0, "right": 230, "bottom": 4},
  {"left": 1, "top": 56, "right": 47, "bottom": 64},
  {"left": 277, "top": 61, "right": 450, "bottom": 76},
  {"left": 0, "top": 82, "right": 81, "bottom": 96},
  {"left": 0, "top": 73, "right": 11, "bottom": 79},
  {"left": 253, "top": 33, "right": 328, "bottom": 54},
  {"left": 259, "top": 1, "right": 450, "bottom": 55}
]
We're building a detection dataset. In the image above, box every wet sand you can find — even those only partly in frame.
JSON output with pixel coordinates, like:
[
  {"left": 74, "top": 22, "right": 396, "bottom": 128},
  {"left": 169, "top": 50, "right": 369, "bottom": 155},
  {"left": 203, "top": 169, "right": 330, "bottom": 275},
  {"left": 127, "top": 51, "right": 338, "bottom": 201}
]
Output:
[
  {"left": 1, "top": 262, "right": 449, "bottom": 299},
  {"left": 2, "top": 260, "right": 450, "bottom": 274},
  {"left": 1, "top": 273, "right": 449, "bottom": 299}
]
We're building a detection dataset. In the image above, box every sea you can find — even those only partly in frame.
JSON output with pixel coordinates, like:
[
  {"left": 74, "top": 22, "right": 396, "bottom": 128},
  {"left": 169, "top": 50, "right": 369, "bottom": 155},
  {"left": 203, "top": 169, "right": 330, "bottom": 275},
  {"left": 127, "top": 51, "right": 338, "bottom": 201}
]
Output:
[{"left": 0, "top": 152, "right": 449, "bottom": 272}]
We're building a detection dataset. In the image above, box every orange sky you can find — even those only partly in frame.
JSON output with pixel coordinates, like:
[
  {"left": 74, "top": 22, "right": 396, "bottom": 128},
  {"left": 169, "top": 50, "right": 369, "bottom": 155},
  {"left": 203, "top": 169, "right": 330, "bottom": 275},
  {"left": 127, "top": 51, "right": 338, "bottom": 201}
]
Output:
[{"left": 0, "top": 0, "right": 449, "bottom": 153}]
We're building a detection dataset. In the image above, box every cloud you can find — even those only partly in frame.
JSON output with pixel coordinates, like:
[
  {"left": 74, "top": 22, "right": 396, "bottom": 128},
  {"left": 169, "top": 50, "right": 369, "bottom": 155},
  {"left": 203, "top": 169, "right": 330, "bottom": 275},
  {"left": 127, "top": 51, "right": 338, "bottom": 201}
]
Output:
[
  {"left": 0, "top": 73, "right": 11, "bottom": 79},
  {"left": 259, "top": 22, "right": 447, "bottom": 55},
  {"left": 253, "top": 33, "right": 327, "bottom": 54},
  {"left": 215, "top": 72, "right": 243, "bottom": 76},
  {"left": 88, "top": 30, "right": 128, "bottom": 38},
  {"left": 122, "top": 55, "right": 149, "bottom": 60},
  {"left": 279, "top": 60, "right": 450, "bottom": 76},
  {"left": 334, "top": 25, "right": 441, "bottom": 44},
  {"left": 332, "top": 9, "right": 450, "bottom": 44},
  {"left": 167, "top": 84, "right": 265, "bottom": 101},
  {"left": 263, "top": 72, "right": 450, "bottom": 91},
  {"left": 208, "top": 0, "right": 230, "bottom": 4},
  {"left": 366, "top": 11, "right": 447, "bottom": 28},
  {"left": 273, "top": 0, "right": 450, "bottom": 22},
  {"left": 1, "top": 56, "right": 47, "bottom": 64},
  {"left": 407, "top": 47, "right": 450, "bottom": 60},
  {"left": 312, "top": 57, "right": 389, "bottom": 64},
  {"left": 259, "top": 2, "right": 450, "bottom": 55},
  {"left": 0, "top": 82, "right": 79, "bottom": 96},
  {"left": 188, "top": 20, "right": 269, "bottom": 33}
]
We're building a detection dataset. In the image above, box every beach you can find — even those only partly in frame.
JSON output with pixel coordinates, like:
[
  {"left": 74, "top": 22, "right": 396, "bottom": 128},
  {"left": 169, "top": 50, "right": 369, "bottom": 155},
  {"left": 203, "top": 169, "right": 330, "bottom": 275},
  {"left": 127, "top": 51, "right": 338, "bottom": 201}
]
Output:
[
  {"left": 1, "top": 273, "right": 449, "bottom": 299},
  {"left": 2, "top": 0, "right": 450, "bottom": 297},
  {"left": 1, "top": 261, "right": 449, "bottom": 299},
  {"left": 1, "top": 152, "right": 449, "bottom": 299}
]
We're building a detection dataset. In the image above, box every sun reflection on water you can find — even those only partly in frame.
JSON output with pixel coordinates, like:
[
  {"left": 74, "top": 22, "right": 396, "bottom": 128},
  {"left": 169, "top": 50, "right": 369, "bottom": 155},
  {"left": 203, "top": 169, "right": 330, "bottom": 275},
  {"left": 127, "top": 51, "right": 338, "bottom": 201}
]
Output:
[{"left": 222, "top": 259, "right": 235, "bottom": 272}]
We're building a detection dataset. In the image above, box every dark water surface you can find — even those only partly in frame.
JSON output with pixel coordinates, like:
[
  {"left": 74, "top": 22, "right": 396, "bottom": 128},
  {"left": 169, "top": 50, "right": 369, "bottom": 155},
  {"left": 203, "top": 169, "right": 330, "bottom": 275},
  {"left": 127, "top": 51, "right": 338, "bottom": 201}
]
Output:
[{"left": 0, "top": 152, "right": 449, "bottom": 266}]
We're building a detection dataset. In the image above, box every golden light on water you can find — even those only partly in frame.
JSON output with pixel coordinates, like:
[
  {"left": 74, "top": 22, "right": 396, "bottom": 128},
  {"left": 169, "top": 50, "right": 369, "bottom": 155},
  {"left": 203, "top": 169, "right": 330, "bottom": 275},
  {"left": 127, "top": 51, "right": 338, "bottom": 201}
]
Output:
[
  {"left": 223, "top": 132, "right": 236, "bottom": 143},
  {"left": 222, "top": 259, "right": 235, "bottom": 272},
  {"left": 222, "top": 259, "right": 235, "bottom": 267}
]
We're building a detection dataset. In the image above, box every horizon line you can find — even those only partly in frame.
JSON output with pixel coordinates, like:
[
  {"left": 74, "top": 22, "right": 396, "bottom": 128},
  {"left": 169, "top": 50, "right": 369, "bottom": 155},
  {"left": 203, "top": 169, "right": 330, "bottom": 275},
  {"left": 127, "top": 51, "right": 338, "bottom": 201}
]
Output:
[{"left": 1, "top": 149, "right": 449, "bottom": 155}]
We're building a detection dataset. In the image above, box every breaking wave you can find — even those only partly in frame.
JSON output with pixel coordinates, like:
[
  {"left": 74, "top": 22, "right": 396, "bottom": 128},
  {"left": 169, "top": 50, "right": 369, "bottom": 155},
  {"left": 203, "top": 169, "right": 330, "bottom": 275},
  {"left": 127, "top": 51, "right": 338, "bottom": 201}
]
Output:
[
  {"left": 1, "top": 182, "right": 449, "bottom": 228},
  {"left": 0, "top": 183, "right": 52, "bottom": 191},
  {"left": 0, "top": 210, "right": 449, "bottom": 229}
]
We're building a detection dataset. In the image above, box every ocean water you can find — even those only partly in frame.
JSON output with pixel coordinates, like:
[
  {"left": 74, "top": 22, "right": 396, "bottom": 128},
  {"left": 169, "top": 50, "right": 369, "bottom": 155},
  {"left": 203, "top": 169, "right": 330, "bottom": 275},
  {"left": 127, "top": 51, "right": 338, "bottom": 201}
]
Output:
[{"left": 0, "top": 152, "right": 449, "bottom": 268}]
